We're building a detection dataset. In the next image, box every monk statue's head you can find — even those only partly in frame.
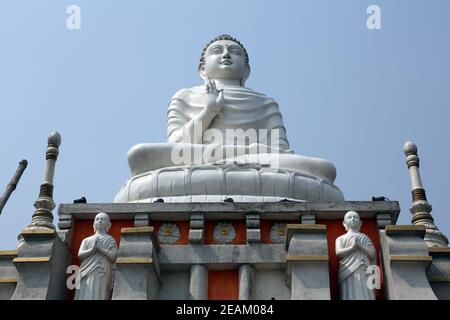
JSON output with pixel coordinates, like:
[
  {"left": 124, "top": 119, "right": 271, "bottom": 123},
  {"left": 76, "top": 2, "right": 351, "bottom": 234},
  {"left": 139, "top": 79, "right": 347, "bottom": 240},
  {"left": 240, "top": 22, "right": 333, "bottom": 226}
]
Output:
[
  {"left": 93, "top": 212, "right": 112, "bottom": 233},
  {"left": 198, "top": 34, "right": 251, "bottom": 86},
  {"left": 343, "top": 211, "right": 362, "bottom": 231}
]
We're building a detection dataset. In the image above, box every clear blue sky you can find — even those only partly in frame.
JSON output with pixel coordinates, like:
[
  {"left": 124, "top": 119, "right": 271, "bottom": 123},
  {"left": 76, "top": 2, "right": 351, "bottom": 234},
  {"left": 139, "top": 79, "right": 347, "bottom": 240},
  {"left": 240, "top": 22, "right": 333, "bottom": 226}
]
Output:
[{"left": 1, "top": 0, "right": 449, "bottom": 249}]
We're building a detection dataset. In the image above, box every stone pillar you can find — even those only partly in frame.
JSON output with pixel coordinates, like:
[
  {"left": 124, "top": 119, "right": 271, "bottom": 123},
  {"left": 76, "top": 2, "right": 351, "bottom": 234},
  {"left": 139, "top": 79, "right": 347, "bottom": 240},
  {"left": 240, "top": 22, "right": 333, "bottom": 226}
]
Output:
[
  {"left": 380, "top": 225, "right": 437, "bottom": 300},
  {"left": 0, "top": 250, "right": 18, "bottom": 300},
  {"left": 403, "top": 141, "right": 448, "bottom": 247},
  {"left": 238, "top": 264, "right": 254, "bottom": 300},
  {"left": 285, "top": 224, "right": 330, "bottom": 300},
  {"left": 428, "top": 247, "right": 450, "bottom": 300},
  {"left": 11, "top": 229, "right": 71, "bottom": 300},
  {"left": 112, "top": 227, "right": 161, "bottom": 300},
  {"left": 189, "top": 264, "right": 208, "bottom": 300},
  {"left": 11, "top": 132, "right": 71, "bottom": 300}
]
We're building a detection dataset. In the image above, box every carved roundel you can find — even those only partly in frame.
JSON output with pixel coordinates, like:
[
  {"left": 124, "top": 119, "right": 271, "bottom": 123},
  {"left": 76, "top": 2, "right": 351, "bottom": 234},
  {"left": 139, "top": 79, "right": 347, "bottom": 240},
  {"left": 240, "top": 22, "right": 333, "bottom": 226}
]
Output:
[
  {"left": 270, "top": 222, "right": 287, "bottom": 244},
  {"left": 157, "top": 222, "right": 180, "bottom": 244},
  {"left": 213, "top": 222, "right": 236, "bottom": 244}
]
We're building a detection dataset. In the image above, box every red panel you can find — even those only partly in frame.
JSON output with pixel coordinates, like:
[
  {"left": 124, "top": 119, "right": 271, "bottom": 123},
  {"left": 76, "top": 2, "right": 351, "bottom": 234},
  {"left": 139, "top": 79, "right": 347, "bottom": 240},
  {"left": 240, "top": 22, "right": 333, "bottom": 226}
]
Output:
[
  {"left": 208, "top": 270, "right": 239, "bottom": 300},
  {"left": 317, "top": 218, "right": 384, "bottom": 300},
  {"left": 204, "top": 220, "right": 246, "bottom": 245}
]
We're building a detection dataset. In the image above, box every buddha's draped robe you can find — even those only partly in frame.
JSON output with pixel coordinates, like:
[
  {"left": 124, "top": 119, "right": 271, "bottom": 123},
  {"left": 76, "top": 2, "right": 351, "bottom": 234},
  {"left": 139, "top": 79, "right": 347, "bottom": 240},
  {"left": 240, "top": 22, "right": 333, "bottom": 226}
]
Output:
[
  {"left": 337, "top": 232, "right": 376, "bottom": 300},
  {"left": 167, "top": 85, "right": 291, "bottom": 151},
  {"left": 75, "top": 234, "right": 117, "bottom": 300}
]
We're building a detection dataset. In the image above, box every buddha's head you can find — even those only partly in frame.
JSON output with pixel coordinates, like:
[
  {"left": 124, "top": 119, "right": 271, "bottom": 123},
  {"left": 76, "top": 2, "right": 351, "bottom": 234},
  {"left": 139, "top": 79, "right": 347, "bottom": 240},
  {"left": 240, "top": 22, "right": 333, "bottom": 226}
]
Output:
[
  {"left": 199, "top": 34, "right": 251, "bottom": 86},
  {"left": 93, "top": 212, "right": 112, "bottom": 233},
  {"left": 343, "top": 211, "right": 362, "bottom": 231}
]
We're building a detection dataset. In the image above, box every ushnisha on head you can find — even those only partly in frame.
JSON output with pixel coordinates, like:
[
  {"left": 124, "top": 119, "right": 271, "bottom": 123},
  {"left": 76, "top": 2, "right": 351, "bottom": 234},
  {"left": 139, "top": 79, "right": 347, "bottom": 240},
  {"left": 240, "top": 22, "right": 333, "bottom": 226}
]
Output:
[
  {"left": 198, "top": 34, "right": 251, "bottom": 86},
  {"left": 343, "top": 211, "right": 362, "bottom": 231},
  {"left": 93, "top": 212, "right": 112, "bottom": 233}
]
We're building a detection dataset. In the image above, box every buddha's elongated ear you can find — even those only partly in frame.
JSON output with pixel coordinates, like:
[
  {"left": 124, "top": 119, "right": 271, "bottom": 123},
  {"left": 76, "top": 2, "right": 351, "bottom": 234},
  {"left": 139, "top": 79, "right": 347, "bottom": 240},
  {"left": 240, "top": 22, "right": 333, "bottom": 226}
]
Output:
[
  {"left": 198, "top": 65, "right": 208, "bottom": 83},
  {"left": 240, "top": 65, "right": 251, "bottom": 86}
]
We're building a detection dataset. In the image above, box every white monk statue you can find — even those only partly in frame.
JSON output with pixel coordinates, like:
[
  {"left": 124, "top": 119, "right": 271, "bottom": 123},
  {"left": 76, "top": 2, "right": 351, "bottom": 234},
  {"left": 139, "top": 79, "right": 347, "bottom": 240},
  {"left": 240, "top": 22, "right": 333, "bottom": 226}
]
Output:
[
  {"left": 336, "top": 211, "right": 376, "bottom": 300},
  {"left": 75, "top": 212, "right": 118, "bottom": 300},
  {"left": 115, "top": 34, "right": 345, "bottom": 203}
]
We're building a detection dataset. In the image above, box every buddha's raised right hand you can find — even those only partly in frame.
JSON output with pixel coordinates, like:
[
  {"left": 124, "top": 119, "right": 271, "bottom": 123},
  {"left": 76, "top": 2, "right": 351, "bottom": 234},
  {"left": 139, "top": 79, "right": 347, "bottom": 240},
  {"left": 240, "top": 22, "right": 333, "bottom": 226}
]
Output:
[{"left": 205, "top": 80, "right": 224, "bottom": 114}]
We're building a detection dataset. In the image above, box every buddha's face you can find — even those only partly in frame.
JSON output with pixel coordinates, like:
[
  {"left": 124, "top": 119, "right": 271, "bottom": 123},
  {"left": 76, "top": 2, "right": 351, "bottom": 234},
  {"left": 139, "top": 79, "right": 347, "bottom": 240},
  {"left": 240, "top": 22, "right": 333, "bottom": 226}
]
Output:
[
  {"left": 343, "top": 211, "right": 362, "bottom": 231},
  {"left": 200, "top": 40, "right": 249, "bottom": 84}
]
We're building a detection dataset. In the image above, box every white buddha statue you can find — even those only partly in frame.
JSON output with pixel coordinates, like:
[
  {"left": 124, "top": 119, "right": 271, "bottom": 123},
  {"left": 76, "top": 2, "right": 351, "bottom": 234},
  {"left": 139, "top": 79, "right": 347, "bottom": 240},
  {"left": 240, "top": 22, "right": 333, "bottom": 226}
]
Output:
[
  {"left": 115, "top": 34, "right": 344, "bottom": 203},
  {"left": 336, "top": 211, "right": 376, "bottom": 300},
  {"left": 75, "top": 212, "right": 118, "bottom": 300}
]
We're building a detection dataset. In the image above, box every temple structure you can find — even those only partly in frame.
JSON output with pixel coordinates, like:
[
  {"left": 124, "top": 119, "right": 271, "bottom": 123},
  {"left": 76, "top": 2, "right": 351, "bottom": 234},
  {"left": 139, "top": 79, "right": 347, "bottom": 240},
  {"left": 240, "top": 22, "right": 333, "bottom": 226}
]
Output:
[{"left": 1, "top": 35, "right": 450, "bottom": 300}]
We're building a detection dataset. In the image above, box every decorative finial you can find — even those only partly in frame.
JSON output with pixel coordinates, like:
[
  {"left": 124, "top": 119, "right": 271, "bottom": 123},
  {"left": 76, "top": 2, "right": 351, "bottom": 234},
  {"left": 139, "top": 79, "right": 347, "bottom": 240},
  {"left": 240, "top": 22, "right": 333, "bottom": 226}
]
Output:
[
  {"left": 48, "top": 131, "right": 61, "bottom": 147},
  {"left": 27, "top": 131, "right": 62, "bottom": 229},
  {"left": 403, "top": 141, "right": 417, "bottom": 156},
  {"left": 403, "top": 141, "right": 448, "bottom": 247}
]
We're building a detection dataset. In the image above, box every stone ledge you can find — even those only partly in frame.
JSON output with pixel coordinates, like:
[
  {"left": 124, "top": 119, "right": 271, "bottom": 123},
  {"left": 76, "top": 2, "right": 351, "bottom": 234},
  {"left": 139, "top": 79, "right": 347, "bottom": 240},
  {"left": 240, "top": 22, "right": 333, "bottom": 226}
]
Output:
[
  {"left": 20, "top": 229, "right": 55, "bottom": 236},
  {"left": 121, "top": 227, "right": 154, "bottom": 234},
  {"left": 116, "top": 257, "right": 153, "bottom": 265},
  {"left": 429, "top": 247, "right": 450, "bottom": 256},
  {"left": 158, "top": 244, "right": 286, "bottom": 266},
  {"left": 390, "top": 255, "right": 432, "bottom": 262},
  {"left": 58, "top": 201, "right": 400, "bottom": 222},
  {"left": 286, "top": 224, "right": 327, "bottom": 251},
  {"left": 429, "top": 276, "right": 450, "bottom": 282},
  {"left": 120, "top": 226, "right": 160, "bottom": 252},
  {"left": 385, "top": 225, "right": 426, "bottom": 237},
  {"left": 0, "top": 250, "right": 18, "bottom": 257},
  {"left": 0, "top": 277, "right": 18, "bottom": 283},
  {"left": 13, "top": 257, "right": 51, "bottom": 263},
  {"left": 286, "top": 255, "right": 329, "bottom": 261},
  {"left": 286, "top": 224, "right": 326, "bottom": 231}
]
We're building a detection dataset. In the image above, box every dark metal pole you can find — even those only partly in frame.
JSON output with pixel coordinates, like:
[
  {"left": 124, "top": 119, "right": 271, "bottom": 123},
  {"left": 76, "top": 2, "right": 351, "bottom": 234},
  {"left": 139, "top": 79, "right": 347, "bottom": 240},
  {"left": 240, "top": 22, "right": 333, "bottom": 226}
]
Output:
[{"left": 0, "top": 159, "right": 28, "bottom": 215}]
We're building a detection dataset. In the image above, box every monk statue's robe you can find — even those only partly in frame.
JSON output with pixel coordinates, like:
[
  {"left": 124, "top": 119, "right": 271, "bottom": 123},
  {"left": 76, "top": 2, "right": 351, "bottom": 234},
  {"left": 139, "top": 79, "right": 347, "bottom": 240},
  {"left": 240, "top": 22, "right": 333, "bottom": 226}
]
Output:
[
  {"left": 75, "top": 234, "right": 118, "bottom": 300},
  {"left": 337, "top": 232, "right": 376, "bottom": 300}
]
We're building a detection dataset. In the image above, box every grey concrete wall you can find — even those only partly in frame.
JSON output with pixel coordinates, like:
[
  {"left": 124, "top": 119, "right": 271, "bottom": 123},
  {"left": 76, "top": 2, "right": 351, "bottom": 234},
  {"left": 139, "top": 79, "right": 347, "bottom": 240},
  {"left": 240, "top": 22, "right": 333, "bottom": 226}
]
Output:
[
  {"left": 0, "top": 251, "right": 18, "bottom": 300},
  {"left": 428, "top": 248, "right": 450, "bottom": 300},
  {"left": 158, "top": 270, "right": 190, "bottom": 300},
  {"left": 286, "top": 224, "right": 331, "bottom": 300},
  {"left": 381, "top": 226, "right": 437, "bottom": 300},
  {"left": 112, "top": 227, "right": 161, "bottom": 300},
  {"left": 11, "top": 229, "right": 71, "bottom": 300},
  {"left": 253, "top": 269, "right": 290, "bottom": 300}
]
